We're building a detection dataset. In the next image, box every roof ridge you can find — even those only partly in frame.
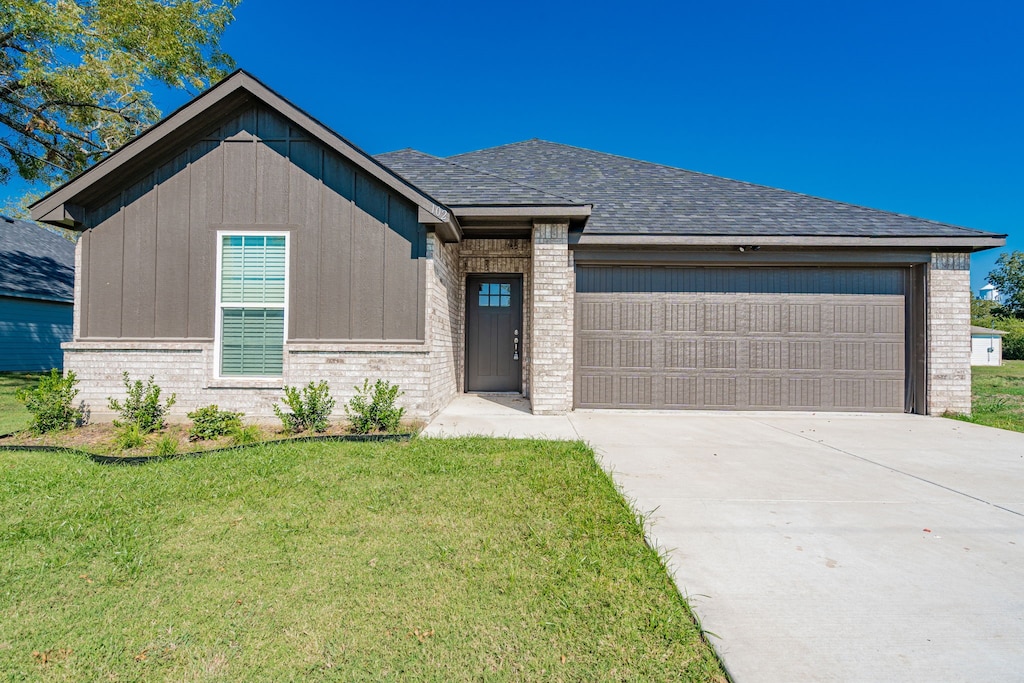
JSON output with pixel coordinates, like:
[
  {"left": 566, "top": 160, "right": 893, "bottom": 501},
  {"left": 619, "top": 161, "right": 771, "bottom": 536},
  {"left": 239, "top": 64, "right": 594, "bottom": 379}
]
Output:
[
  {"left": 465, "top": 139, "right": 998, "bottom": 235},
  {"left": 388, "top": 147, "right": 584, "bottom": 205}
]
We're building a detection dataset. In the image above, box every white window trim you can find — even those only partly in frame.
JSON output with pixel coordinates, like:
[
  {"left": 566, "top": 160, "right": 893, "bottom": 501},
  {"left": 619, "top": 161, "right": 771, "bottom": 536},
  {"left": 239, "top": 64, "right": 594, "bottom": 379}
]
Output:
[{"left": 214, "top": 230, "right": 290, "bottom": 380}]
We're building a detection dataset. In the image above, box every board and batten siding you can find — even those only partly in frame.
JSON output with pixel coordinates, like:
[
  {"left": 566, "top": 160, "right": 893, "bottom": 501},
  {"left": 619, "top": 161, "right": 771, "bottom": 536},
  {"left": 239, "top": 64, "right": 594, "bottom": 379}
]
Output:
[
  {"left": 0, "top": 296, "right": 72, "bottom": 371},
  {"left": 78, "top": 103, "right": 427, "bottom": 342}
]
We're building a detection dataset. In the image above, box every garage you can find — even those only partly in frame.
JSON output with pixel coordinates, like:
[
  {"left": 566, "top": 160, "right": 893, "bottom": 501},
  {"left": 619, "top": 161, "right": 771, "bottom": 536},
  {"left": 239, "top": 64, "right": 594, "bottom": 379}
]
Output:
[{"left": 574, "top": 265, "right": 912, "bottom": 411}]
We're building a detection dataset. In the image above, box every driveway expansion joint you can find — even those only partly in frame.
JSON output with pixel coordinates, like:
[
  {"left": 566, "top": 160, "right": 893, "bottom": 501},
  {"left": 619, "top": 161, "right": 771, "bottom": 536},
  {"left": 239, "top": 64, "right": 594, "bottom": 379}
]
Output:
[{"left": 752, "top": 418, "right": 1024, "bottom": 518}]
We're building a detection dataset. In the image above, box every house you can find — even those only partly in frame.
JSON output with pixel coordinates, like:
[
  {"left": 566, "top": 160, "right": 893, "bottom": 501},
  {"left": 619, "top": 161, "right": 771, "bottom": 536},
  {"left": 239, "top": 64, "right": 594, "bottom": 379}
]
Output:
[
  {"left": 971, "top": 325, "right": 1006, "bottom": 366},
  {"left": 29, "top": 71, "right": 1006, "bottom": 420},
  {"left": 0, "top": 216, "right": 75, "bottom": 371},
  {"left": 979, "top": 283, "right": 1000, "bottom": 302}
]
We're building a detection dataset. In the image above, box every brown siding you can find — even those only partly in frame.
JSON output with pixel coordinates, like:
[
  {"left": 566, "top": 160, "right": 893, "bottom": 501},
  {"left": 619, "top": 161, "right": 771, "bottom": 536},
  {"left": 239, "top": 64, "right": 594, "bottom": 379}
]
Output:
[{"left": 80, "top": 103, "right": 426, "bottom": 342}]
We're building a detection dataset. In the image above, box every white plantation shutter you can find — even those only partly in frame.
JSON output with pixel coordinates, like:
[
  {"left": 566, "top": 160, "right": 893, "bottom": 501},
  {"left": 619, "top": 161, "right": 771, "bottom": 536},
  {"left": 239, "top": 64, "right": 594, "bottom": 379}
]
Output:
[{"left": 219, "top": 234, "right": 287, "bottom": 376}]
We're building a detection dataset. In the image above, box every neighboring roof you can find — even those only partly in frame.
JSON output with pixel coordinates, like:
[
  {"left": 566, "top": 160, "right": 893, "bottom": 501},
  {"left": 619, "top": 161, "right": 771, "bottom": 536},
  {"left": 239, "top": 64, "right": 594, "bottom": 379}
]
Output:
[
  {"left": 980, "top": 284, "right": 998, "bottom": 291},
  {"left": 0, "top": 216, "right": 75, "bottom": 302},
  {"left": 30, "top": 70, "right": 459, "bottom": 240},
  {"left": 375, "top": 149, "right": 580, "bottom": 206},
  {"left": 449, "top": 139, "right": 1006, "bottom": 246},
  {"left": 971, "top": 326, "right": 1007, "bottom": 336}
]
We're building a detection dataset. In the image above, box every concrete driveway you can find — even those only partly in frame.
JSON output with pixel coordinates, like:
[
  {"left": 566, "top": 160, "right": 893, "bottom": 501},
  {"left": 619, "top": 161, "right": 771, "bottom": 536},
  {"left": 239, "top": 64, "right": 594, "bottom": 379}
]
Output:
[{"left": 425, "top": 397, "right": 1024, "bottom": 682}]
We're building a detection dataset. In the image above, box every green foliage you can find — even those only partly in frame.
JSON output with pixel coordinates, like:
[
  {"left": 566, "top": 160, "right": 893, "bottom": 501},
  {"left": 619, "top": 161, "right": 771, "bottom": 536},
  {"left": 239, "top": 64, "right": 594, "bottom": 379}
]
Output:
[
  {"left": 186, "top": 404, "right": 242, "bottom": 441},
  {"left": 152, "top": 434, "right": 179, "bottom": 456},
  {"left": 988, "top": 251, "right": 1024, "bottom": 318},
  {"left": 113, "top": 424, "right": 145, "bottom": 451},
  {"left": 230, "top": 424, "right": 261, "bottom": 446},
  {"left": 14, "top": 368, "right": 82, "bottom": 434},
  {"left": 107, "top": 372, "right": 176, "bottom": 434},
  {"left": 344, "top": 378, "right": 406, "bottom": 434},
  {"left": 971, "top": 296, "right": 1001, "bottom": 327},
  {"left": 0, "top": 0, "right": 239, "bottom": 188},
  {"left": 1003, "top": 323, "right": 1024, "bottom": 361},
  {"left": 273, "top": 381, "right": 335, "bottom": 433}
]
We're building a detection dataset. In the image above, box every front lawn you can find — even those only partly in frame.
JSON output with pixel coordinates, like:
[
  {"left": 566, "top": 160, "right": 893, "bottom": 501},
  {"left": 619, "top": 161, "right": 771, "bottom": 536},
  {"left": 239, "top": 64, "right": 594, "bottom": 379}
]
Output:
[
  {"left": 0, "top": 371, "right": 41, "bottom": 434},
  {"left": 955, "top": 360, "right": 1024, "bottom": 433},
  {"left": 0, "top": 439, "right": 726, "bottom": 681}
]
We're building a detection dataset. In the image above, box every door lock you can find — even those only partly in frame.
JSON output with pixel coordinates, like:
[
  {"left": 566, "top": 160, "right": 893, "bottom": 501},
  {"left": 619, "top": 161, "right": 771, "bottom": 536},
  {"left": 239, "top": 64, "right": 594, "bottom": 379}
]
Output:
[{"left": 513, "top": 330, "right": 520, "bottom": 361}]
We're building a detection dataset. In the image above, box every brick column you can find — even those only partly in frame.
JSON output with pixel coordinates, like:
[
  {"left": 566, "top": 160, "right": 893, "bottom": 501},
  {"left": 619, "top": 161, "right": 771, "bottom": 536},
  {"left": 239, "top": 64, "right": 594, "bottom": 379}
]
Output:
[
  {"left": 927, "top": 253, "right": 972, "bottom": 414},
  {"left": 530, "top": 222, "right": 574, "bottom": 414}
]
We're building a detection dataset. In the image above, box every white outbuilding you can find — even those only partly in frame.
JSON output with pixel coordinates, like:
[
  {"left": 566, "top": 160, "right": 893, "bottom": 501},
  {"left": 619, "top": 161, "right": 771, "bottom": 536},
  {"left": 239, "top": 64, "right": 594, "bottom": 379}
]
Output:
[{"left": 971, "top": 325, "right": 1007, "bottom": 366}]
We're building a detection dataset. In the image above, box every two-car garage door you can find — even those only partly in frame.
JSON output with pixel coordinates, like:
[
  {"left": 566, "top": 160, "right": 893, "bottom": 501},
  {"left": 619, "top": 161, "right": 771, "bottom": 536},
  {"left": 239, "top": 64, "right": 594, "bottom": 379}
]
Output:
[{"left": 574, "top": 266, "right": 908, "bottom": 412}]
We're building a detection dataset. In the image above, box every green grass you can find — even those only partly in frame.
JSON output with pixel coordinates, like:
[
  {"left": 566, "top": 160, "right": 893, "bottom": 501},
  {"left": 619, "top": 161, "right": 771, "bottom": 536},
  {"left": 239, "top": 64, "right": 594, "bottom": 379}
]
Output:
[
  {"left": 0, "top": 439, "right": 726, "bottom": 681},
  {"left": 0, "top": 372, "right": 42, "bottom": 434},
  {"left": 952, "top": 360, "right": 1024, "bottom": 433}
]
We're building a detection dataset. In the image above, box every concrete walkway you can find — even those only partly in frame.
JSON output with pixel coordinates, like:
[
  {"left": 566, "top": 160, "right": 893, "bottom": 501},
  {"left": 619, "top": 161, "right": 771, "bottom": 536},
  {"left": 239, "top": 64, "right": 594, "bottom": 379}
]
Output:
[{"left": 424, "top": 396, "right": 1024, "bottom": 682}]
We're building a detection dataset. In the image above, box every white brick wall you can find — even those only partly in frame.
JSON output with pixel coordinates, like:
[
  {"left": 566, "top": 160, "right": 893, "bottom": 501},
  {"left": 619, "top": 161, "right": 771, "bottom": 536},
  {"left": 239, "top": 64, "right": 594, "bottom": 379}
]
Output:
[
  {"left": 63, "top": 340, "right": 435, "bottom": 423},
  {"left": 426, "top": 234, "right": 461, "bottom": 414},
  {"left": 927, "top": 252, "right": 972, "bottom": 414},
  {"left": 530, "top": 222, "right": 574, "bottom": 414}
]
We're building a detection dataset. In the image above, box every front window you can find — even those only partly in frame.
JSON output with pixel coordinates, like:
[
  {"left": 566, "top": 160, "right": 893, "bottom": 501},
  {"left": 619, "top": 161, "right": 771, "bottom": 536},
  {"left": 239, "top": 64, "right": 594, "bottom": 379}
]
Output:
[{"left": 218, "top": 233, "right": 287, "bottom": 376}]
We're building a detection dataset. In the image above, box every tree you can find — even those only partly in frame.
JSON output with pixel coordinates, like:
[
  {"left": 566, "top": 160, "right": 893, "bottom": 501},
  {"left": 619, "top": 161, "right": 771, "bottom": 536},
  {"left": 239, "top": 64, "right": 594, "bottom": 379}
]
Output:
[
  {"left": 971, "top": 296, "right": 1000, "bottom": 327},
  {"left": 988, "top": 251, "right": 1024, "bottom": 318},
  {"left": 0, "top": 0, "right": 239, "bottom": 189}
]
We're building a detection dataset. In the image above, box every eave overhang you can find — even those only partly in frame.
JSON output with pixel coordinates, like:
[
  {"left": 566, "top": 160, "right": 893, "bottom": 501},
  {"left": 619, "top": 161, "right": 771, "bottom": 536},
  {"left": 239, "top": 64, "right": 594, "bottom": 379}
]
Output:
[
  {"left": 569, "top": 233, "right": 1006, "bottom": 252},
  {"left": 451, "top": 204, "right": 591, "bottom": 231},
  {"left": 29, "top": 70, "right": 462, "bottom": 242}
]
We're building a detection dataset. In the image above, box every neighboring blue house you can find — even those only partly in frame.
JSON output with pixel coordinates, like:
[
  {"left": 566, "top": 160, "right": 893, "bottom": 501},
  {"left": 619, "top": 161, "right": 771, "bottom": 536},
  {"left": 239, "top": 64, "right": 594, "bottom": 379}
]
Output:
[{"left": 0, "top": 216, "right": 75, "bottom": 371}]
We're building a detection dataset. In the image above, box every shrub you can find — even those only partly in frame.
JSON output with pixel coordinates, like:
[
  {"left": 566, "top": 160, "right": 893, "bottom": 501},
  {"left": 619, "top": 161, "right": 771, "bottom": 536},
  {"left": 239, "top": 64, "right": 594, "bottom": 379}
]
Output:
[
  {"left": 230, "top": 424, "right": 262, "bottom": 446},
  {"left": 187, "top": 405, "right": 243, "bottom": 441},
  {"left": 114, "top": 424, "right": 145, "bottom": 451},
  {"left": 107, "top": 373, "right": 176, "bottom": 434},
  {"left": 344, "top": 378, "right": 405, "bottom": 434},
  {"left": 273, "top": 381, "right": 335, "bottom": 433},
  {"left": 994, "top": 317, "right": 1024, "bottom": 360},
  {"left": 152, "top": 434, "right": 180, "bottom": 456},
  {"left": 15, "top": 369, "right": 83, "bottom": 434}
]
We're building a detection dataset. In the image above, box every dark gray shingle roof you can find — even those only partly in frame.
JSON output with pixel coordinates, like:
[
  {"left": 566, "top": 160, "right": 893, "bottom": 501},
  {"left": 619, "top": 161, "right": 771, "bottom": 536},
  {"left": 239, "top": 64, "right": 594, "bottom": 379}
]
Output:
[
  {"left": 0, "top": 216, "right": 75, "bottom": 301},
  {"left": 447, "top": 139, "right": 996, "bottom": 238},
  {"left": 374, "top": 148, "right": 579, "bottom": 206}
]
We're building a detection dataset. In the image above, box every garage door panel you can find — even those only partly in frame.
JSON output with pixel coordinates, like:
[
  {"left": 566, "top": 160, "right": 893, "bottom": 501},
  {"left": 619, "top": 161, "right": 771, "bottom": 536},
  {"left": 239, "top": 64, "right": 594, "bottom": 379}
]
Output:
[
  {"left": 575, "top": 266, "right": 908, "bottom": 412},
  {"left": 874, "top": 342, "right": 903, "bottom": 371},
  {"left": 665, "top": 376, "right": 700, "bottom": 406}
]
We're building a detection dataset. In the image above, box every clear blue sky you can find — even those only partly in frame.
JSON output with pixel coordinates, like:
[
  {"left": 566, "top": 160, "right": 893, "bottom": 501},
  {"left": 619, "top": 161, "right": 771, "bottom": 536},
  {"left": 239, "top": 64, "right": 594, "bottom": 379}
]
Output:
[{"left": 15, "top": 0, "right": 1024, "bottom": 291}]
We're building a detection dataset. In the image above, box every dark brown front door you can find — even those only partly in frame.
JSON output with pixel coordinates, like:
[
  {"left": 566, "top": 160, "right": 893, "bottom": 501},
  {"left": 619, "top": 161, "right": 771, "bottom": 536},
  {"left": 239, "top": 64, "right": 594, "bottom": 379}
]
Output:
[{"left": 466, "top": 274, "right": 522, "bottom": 392}]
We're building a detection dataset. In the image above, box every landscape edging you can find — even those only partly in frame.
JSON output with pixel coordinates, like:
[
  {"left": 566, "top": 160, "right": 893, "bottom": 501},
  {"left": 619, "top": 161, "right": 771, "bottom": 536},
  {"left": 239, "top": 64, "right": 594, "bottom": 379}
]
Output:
[{"left": 0, "top": 432, "right": 414, "bottom": 465}]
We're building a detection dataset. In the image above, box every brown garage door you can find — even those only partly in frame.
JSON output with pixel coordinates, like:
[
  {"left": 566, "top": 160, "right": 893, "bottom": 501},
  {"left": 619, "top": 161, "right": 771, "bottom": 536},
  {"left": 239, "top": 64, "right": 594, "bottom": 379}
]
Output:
[{"left": 574, "top": 266, "right": 907, "bottom": 411}]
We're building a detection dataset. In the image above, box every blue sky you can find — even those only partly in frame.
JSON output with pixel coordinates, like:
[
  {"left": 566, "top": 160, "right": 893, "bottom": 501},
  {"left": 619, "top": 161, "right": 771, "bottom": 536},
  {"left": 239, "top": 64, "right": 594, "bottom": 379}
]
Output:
[{"left": 11, "top": 0, "right": 1023, "bottom": 290}]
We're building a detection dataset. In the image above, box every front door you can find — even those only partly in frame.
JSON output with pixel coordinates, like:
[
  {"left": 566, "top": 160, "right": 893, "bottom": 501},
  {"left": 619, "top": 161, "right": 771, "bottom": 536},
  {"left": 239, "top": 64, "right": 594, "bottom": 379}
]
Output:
[{"left": 466, "top": 274, "right": 523, "bottom": 392}]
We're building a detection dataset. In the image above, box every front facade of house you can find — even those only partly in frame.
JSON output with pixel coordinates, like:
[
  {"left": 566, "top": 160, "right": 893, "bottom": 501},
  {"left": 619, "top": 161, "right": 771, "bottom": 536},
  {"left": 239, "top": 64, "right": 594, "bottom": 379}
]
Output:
[{"left": 31, "top": 72, "right": 1005, "bottom": 420}]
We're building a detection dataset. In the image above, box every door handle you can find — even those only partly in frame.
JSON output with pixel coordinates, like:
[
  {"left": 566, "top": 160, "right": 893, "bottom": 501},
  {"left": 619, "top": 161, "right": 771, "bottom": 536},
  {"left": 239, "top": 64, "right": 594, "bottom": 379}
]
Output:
[{"left": 513, "top": 329, "right": 519, "bottom": 361}]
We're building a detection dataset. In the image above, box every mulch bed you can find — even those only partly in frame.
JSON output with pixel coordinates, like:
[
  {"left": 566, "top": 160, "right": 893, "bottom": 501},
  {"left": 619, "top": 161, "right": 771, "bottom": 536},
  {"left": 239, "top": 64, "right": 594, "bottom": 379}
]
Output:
[{"left": 0, "top": 422, "right": 415, "bottom": 465}]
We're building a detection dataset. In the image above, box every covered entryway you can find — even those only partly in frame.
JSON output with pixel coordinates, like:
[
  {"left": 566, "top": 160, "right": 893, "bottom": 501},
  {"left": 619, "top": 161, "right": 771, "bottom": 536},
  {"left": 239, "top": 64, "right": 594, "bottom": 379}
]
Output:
[
  {"left": 574, "top": 265, "right": 913, "bottom": 411},
  {"left": 466, "top": 274, "right": 523, "bottom": 392}
]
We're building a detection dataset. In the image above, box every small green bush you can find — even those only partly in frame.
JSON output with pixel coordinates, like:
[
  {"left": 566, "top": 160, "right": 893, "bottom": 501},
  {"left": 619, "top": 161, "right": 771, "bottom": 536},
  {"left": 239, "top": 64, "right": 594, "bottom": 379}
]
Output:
[
  {"left": 107, "top": 373, "right": 176, "bottom": 434},
  {"left": 15, "top": 368, "right": 83, "bottom": 434},
  {"left": 273, "top": 381, "right": 335, "bottom": 433},
  {"left": 999, "top": 320, "right": 1024, "bottom": 360},
  {"left": 187, "top": 404, "right": 243, "bottom": 441},
  {"left": 114, "top": 424, "right": 145, "bottom": 451},
  {"left": 152, "top": 434, "right": 180, "bottom": 456},
  {"left": 230, "top": 424, "right": 261, "bottom": 446},
  {"left": 344, "top": 378, "right": 405, "bottom": 434}
]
